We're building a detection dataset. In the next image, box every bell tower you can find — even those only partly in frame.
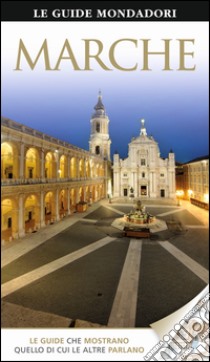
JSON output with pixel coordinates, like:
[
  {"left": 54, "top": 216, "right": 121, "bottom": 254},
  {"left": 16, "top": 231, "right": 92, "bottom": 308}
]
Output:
[{"left": 89, "top": 91, "right": 111, "bottom": 160}]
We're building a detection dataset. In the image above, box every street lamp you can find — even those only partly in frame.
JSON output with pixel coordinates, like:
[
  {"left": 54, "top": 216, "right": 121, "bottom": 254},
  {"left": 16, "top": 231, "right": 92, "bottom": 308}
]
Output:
[
  {"left": 176, "top": 190, "right": 184, "bottom": 206},
  {"left": 187, "top": 189, "right": 193, "bottom": 200},
  {"left": 204, "top": 193, "right": 209, "bottom": 203}
]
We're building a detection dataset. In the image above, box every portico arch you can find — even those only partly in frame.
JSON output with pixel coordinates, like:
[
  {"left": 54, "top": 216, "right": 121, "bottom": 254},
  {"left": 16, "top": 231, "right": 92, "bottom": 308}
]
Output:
[
  {"left": 86, "top": 160, "right": 91, "bottom": 177},
  {"left": 1, "top": 142, "right": 19, "bottom": 179},
  {"left": 45, "top": 152, "right": 56, "bottom": 179},
  {"left": 79, "top": 159, "right": 85, "bottom": 177},
  {"left": 44, "top": 191, "right": 55, "bottom": 224},
  {"left": 70, "top": 157, "right": 77, "bottom": 178},
  {"left": 79, "top": 186, "right": 84, "bottom": 202},
  {"left": 1, "top": 198, "right": 18, "bottom": 241},
  {"left": 25, "top": 148, "right": 40, "bottom": 179},
  {"left": 92, "top": 186, "right": 96, "bottom": 202},
  {"left": 59, "top": 189, "right": 68, "bottom": 217},
  {"left": 85, "top": 186, "right": 90, "bottom": 203},
  {"left": 24, "top": 194, "right": 39, "bottom": 232},
  {"left": 59, "top": 155, "right": 67, "bottom": 178},
  {"left": 70, "top": 188, "right": 76, "bottom": 213}
]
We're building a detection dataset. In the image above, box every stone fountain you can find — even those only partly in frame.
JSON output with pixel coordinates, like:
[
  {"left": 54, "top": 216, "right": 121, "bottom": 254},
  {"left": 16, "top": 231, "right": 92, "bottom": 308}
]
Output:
[
  {"left": 111, "top": 199, "right": 167, "bottom": 233},
  {"left": 123, "top": 199, "right": 156, "bottom": 225}
]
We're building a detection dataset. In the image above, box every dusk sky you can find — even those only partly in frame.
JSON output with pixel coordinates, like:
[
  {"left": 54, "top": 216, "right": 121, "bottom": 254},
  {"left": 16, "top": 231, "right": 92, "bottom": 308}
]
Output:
[{"left": 2, "top": 21, "right": 209, "bottom": 163}]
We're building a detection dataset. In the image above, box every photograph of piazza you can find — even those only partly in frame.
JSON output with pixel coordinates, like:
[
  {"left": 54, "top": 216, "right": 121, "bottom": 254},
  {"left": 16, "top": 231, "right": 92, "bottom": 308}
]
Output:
[{"left": 1, "top": 93, "right": 209, "bottom": 328}]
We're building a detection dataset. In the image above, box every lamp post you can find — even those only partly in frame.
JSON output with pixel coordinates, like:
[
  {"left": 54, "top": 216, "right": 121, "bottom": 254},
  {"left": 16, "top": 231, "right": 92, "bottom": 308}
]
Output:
[
  {"left": 204, "top": 193, "right": 209, "bottom": 204},
  {"left": 176, "top": 190, "right": 184, "bottom": 206},
  {"left": 187, "top": 189, "right": 193, "bottom": 201}
]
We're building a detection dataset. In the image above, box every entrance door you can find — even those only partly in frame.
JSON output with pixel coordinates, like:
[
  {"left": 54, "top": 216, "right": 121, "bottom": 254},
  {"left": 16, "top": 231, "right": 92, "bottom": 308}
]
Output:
[
  {"left": 123, "top": 188, "right": 128, "bottom": 196},
  {"left": 7, "top": 217, "right": 12, "bottom": 228},
  {"left": 160, "top": 189, "right": 165, "bottom": 197},
  {"left": 28, "top": 168, "right": 33, "bottom": 178},
  {"left": 141, "top": 186, "right": 147, "bottom": 196}
]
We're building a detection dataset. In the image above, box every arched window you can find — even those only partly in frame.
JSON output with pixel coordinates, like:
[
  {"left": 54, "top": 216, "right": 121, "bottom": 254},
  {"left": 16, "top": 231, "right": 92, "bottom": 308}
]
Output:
[
  {"left": 95, "top": 146, "right": 100, "bottom": 155},
  {"left": 96, "top": 122, "right": 100, "bottom": 132}
]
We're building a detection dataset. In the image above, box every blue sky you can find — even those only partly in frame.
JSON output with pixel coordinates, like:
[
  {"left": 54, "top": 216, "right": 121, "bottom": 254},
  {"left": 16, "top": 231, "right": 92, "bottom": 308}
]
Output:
[{"left": 1, "top": 22, "right": 209, "bottom": 163}]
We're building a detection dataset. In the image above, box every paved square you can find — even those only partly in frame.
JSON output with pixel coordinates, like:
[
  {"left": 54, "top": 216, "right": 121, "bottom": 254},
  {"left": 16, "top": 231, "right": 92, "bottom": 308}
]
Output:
[{"left": 1, "top": 199, "right": 209, "bottom": 328}]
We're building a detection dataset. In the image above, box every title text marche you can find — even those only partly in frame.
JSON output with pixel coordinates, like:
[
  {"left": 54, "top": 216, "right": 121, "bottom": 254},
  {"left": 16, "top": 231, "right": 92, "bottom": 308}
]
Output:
[{"left": 15, "top": 39, "right": 195, "bottom": 71}]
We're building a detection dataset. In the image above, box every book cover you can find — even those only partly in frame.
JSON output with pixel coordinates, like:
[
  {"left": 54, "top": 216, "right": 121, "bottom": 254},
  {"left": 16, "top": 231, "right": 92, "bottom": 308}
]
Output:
[{"left": 1, "top": 1, "right": 209, "bottom": 361}]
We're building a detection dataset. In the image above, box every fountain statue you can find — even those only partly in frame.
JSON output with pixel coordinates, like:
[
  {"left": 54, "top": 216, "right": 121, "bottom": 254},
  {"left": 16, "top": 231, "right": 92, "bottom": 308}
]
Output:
[{"left": 123, "top": 199, "right": 155, "bottom": 225}]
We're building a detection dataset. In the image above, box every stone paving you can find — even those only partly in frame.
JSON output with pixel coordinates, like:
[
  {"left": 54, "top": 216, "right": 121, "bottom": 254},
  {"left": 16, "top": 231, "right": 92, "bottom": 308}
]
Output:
[{"left": 1, "top": 198, "right": 209, "bottom": 328}]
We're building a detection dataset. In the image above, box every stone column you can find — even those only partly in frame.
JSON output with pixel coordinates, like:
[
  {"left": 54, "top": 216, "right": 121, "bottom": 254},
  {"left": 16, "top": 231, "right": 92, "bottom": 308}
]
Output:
[
  {"left": 169, "top": 171, "right": 172, "bottom": 193},
  {"left": 150, "top": 173, "right": 153, "bottom": 192},
  {"left": 153, "top": 173, "right": 157, "bottom": 197},
  {"left": 18, "top": 194, "right": 25, "bottom": 237},
  {"left": 168, "top": 171, "right": 174, "bottom": 195},
  {"left": 76, "top": 158, "right": 80, "bottom": 179},
  {"left": 113, "top": 170, "right": 119, "bottom": 197},
  {"left": 19, "top": 143, "right": 25, "bottom": 179},
  {"left": 83, "top": 187, "right": 86, "bottom": 202},
  {"left": 134, "top": 172, "right": 138, "bottom": 198},
  {"left": 149, "top": 172, "right": 156, "bottom": 198},
  {"left": 76, "top": 188, "right": 80, "bottom": 204},
  {"left": 67, "top": 188, "right": 71, "bottom": 215},
  {"left": 83, "top": 159, "right": 86, "bottom": 178},
  {"left": 56, "top": 152, "right": 60, "bottom": 180},
  {"left": 55, "top": 189, "right": 60, "bottom": 221},
  {"left": 67, "top": 156, "right": 70, "bottom": 179},
  {"left": 40, "top": 191, "right": 45, "bottom": 227},
  {"left": 40, "top": 149, "right": 45, "bottom": 180}
]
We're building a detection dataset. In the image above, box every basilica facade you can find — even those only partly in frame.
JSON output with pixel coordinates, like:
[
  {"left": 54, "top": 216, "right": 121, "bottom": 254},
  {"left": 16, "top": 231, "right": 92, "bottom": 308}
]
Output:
[
  {"left": 112, "top": 119, "right": 176, "bottom": 199},
  {"left": 1, "top": 94, "right": 176, "bottom": 243}
]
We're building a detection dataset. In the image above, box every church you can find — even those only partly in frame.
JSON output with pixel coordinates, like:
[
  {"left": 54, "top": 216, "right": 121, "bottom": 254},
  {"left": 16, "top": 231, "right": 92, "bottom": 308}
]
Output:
[
  {"left": 112, "top": 119, "right": 176, "bottom": 199},
  {"left": 1, "top": 92, "right": 175, "bottom": 243}
]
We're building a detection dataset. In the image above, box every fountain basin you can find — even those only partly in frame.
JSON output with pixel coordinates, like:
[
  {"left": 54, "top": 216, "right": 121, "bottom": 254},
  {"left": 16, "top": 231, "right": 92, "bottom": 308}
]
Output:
[
  {"left": 111, "top": 216, "right": 167, "bottom": 233},
  {"left": 111, "top": 199, "right": 168, "bottom": 234},
  {"left": 123, "top": 213, "right": 156, "bottom": 225}
]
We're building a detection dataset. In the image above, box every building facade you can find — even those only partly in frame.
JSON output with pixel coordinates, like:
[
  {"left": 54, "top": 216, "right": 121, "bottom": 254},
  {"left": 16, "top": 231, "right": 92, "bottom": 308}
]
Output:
[
  {"left": 113, "top": 119, "right": 176, "bottom": 199},
  {"left": 182, "top": 156, "right": 209, "bottom": 204},
  {"left": 1, "top": 97, "right": 111, "bottom": 242}
]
